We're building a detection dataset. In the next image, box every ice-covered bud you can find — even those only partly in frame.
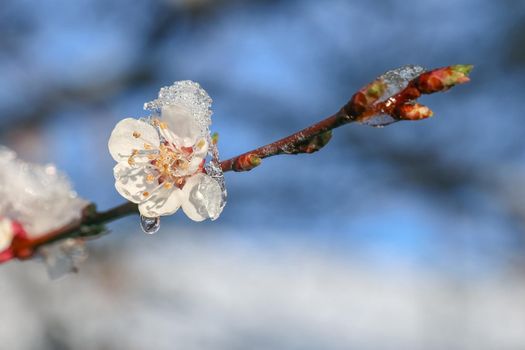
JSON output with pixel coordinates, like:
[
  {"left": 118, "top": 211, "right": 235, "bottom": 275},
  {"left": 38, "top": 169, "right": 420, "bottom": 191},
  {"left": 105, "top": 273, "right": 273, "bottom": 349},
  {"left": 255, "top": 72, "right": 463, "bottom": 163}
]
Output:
[
  {"left": 346, "top": 65, "right": 426, "bottom": 126},
  {"left": 0, "top": 147, "right": 87, "bottom": 238},
  {"left": 109, "top": 81, "right": 226, "bottom": 222},
  {"left": 414, "top": 65, "right": 473, "bottom": 94},
  {"left": 0, "top": 217, "right": 29, "bottom": 263},
  {"left": 395, "top": 103, "right": 434, "bottom": 121}
]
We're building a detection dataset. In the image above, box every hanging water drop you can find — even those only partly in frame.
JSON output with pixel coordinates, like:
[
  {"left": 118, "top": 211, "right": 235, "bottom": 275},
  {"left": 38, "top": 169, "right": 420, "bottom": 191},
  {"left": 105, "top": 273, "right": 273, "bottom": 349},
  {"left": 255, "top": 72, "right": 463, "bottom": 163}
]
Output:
[{"left": 140, "top": 215, "right": 160, "bottom": 234}]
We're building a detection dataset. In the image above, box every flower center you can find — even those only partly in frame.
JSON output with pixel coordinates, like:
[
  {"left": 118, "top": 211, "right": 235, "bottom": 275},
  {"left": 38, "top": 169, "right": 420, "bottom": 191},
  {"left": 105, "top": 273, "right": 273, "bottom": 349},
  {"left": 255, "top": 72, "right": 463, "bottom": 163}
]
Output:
[
  {"left": 150, "top": 142, "right": 195, "bottom": 188},
  {"left": 127, "top": 124, "right": 206, "bottom": 194}
]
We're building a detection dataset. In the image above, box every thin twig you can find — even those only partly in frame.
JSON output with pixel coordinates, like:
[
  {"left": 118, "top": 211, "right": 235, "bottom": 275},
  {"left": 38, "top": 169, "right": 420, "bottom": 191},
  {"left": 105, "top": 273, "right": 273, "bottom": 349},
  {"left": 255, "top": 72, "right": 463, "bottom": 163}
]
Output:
[{"left": 8, "top": 64, "right": 473, "bottom": 261}]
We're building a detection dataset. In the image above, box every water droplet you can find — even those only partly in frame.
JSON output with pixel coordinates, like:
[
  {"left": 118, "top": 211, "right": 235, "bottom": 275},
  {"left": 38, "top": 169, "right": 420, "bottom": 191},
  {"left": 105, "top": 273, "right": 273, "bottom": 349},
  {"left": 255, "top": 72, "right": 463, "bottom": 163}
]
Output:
[{"left": 140, "top": 215, "right": 160, "bottom": 234}]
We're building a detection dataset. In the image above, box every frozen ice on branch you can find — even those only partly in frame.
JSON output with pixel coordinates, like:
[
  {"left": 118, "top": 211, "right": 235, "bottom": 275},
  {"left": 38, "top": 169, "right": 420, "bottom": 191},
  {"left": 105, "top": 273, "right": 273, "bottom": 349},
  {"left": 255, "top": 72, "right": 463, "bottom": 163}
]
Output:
[
  {"left": 0, "top": 147, "right": 87, "bottom": 268},
  {"left": 0, "top": 147, "right": 87, "bottom": 237},
  {"left": 347, "top": 64, "right": 472, "bottom": 127}
]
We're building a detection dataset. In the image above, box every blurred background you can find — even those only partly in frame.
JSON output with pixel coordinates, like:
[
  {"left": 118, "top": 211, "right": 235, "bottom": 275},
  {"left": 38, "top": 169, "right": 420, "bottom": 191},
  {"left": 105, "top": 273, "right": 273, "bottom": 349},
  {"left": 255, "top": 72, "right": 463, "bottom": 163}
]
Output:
[{"left": 1, "top": 0, "right": 525, "bottom": 349}]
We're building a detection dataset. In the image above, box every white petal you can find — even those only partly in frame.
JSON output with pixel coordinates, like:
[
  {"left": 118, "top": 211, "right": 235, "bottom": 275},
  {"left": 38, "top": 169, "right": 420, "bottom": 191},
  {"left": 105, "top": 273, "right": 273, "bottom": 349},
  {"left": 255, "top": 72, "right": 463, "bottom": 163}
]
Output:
[
  {"left": 161, "top": 105, "right": 201, "bottom": 141},
  {"left": 185, "top": 157, "right": 203, "bottom": 175},
  {"left": 158, "top": 127, "right": 181, "bottom": 147},
  {"left": 181, "top": 173, "right": 223, "bottom": 222},
  {"left": 0, "top": 219, "right": 14, "bottom": 252},
  {"left": 139, "top": 188, "right": 182, "bottom": 217},
  {"left": 113, "top": 162, "right": 159, "bottom": 203},
  {"left": 108, "top": 118, "right": 160, "bottom": 162}
]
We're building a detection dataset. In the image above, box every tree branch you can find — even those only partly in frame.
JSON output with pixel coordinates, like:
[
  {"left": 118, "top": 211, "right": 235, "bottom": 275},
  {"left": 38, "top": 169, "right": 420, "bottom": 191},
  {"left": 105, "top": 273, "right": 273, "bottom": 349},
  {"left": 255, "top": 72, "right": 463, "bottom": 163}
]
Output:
[{"left": 7, "top": 64, "right": 473, "bottom": 262}]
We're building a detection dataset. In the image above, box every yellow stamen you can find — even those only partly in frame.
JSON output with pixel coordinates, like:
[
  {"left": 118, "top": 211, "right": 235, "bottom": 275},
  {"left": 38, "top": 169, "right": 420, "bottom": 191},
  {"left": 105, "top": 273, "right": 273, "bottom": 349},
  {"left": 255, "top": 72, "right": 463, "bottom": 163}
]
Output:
[
  {"left": 133, "top": 131, "right": 141, "bottom": 138},
  {"left": 146, "top": 174, "right": 155, "bottom": 183}
]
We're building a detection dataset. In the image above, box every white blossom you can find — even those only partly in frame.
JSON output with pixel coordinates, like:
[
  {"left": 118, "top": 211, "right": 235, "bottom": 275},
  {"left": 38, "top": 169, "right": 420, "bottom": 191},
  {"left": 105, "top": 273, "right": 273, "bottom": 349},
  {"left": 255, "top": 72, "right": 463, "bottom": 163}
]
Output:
[
  {"left": 0, "top": 147, "right": 88, "bottom": 237},
  {"left": 0, "top": 218, "right": 14, "bottom": 252},
  {"left": 108, "top": 81, "right": 225, "bottom": 221}
]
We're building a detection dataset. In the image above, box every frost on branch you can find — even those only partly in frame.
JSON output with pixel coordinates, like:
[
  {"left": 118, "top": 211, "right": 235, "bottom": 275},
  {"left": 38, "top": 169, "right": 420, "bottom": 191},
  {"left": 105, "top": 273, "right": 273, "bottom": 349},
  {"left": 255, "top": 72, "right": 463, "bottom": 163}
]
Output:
[{"left": 109, "top": 81, "right": 227, "bottom": 230}]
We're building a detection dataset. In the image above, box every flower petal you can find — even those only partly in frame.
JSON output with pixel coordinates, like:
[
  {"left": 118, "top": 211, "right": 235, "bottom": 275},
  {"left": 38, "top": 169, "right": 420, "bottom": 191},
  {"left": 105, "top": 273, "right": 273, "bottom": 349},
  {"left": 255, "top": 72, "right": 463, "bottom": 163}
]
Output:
[
  {"left": 108, "top": 118, "right": 160, "bottom": 162},
  {"left": 181, "top": 173, "right": 223, "bottom": 222},
  {"left": 161, "top": 105, "right": 202, "bottom": 142},
  {"left": 139, "top": 188, "right": 182, "bottom": 217},
  {"left": 186, "top": 157, "right": 204, "bottom": 175},
  {"left": 114, "top": 162, "right": 159, "bottom": 203}
]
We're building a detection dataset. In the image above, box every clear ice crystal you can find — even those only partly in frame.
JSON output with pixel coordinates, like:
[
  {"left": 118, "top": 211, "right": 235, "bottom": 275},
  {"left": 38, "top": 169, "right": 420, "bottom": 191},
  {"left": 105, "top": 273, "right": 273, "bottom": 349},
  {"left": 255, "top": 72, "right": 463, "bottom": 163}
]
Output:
[
  {"left": 188, "top": 174, "right": 224, "bottom": 221},
  {"left": 204, "top": 133, "right": 227, "bottom": 216},
  {"left": 360, "top": 65, "right": 426, "bottom": 128},
  {"left": 140, "top": 215, "right": 160, "bottom": 234},
  {"left": 204, "top": 161, "right": 227, "bottom": 215},
  {"left": 0, "top": 146, "right": 87, "bottom": 237},
  {"left": 377, "top": 65, "right": 425, "bottom": 102},
  {"left": 40, "top": 239, "right": 87, "bottom": 280},
  {"left": 144, "top": 80, "right": 212, "bottom": 138},
  {"left": 361, "top": 114, "right": 397, "bottom": 128}
]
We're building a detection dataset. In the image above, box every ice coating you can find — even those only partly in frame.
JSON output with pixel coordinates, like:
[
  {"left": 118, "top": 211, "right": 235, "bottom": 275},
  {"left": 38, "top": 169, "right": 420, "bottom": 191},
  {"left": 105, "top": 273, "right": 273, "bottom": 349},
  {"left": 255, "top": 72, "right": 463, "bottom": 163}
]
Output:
[
  {"left": 204, "top": 133, "right": 227, "bottom": 216},
  {"left": 40, "top": 238, "right": 87, "bottom": 279},
  {"left": 187, "top": 174, "right": 223, "bottom": 221},
  {"left": 144, "top": 80, "right": 212, "bottom": 139},
  {"left": 378, "top": 64, "right": 425, "bottom": 101},
  {"left": 361, "top": 65, "right": 425, "bottom": 127},
  {"left": 0, "top": 147, "right": 87, "bottom": 237},
  {"left": 361, "top": 114, "right": 397, "bottom": 128},
  {"left": 204, "top": 161, "right": 227, "bottom": 217}
]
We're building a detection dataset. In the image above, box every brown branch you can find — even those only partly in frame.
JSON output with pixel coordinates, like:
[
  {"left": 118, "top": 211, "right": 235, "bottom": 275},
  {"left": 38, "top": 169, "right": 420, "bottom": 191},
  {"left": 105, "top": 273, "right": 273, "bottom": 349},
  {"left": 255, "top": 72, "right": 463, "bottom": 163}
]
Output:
[
  {"left": 7, "top": 64, "right": 473, "bottom": 262},
  {"left": 220, "top": 109, "right": 349, "bottom": 172},
  {"left": 221, "top": 64, "right": 473, "bottom": 172},
  {"left": 11, "top": 202, "right": 138, "bottom": 260}
]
